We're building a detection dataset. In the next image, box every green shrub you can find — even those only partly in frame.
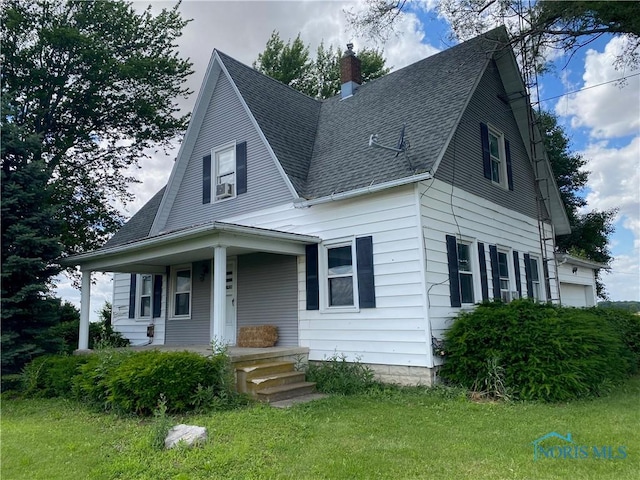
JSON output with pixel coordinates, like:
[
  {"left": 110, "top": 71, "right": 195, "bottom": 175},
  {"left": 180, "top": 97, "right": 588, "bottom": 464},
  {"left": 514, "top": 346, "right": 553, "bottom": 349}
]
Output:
[
  {"left": 440, "top": 300, "right": 634, "bottom": 402},
  {"left": 72, "top": 349, "right": 134, "bottom": 409},
  {"left": 106, "top": 350, "right": 232, "bottom": 415},
  {"left": 588, "top": 307, "right": 640, "bottom": 373},
  {"left": 22, "top": 355, "right": 90, "bottom": 398},
  {"left": 1, "top": 374, "right": 23, "bottom": 393},
  {"left": 307, "top": 353, "right": 378, "bottom": 395}
]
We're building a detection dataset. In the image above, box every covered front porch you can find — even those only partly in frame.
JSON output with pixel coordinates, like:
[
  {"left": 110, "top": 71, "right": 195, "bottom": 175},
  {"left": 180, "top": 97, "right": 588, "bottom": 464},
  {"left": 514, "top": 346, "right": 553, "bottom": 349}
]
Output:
[{"left": 63, "top": 222, "right": 320, "bottom": 351}]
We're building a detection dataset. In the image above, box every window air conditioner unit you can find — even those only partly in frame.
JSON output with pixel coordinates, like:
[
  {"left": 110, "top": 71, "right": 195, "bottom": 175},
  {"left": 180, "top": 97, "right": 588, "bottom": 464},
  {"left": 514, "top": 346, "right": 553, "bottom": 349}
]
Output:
[
  {"left": 501, "top": 290, "right": 520, "bottom": 303},
  {"left": 216, "top": 182, "right": 233, "bottom": 199}
]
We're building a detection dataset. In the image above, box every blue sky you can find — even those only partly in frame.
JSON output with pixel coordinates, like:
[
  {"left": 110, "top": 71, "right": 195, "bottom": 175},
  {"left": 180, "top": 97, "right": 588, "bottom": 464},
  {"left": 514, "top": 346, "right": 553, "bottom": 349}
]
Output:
[{"left": 57, "top": 1, "right": 639, "bottom": 319}]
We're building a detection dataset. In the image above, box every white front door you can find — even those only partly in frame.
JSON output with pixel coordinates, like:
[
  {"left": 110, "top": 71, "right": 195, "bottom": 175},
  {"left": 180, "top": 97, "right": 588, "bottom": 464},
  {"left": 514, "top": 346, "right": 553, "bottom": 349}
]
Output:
[{"left": 224, "top": 258, "right": 237, "bottom": 345}]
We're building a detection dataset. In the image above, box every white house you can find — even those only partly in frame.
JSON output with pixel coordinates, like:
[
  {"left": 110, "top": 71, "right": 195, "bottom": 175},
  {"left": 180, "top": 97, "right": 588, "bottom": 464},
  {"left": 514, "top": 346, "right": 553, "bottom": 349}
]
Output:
[{"left": 64, "top": 27, "right": 585, "bottom": 386}]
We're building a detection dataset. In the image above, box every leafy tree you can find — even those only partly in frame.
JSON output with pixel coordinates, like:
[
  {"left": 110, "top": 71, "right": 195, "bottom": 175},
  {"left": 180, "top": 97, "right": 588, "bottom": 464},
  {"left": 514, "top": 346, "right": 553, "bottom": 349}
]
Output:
[
  {"left": 254, "top": 31, "right": 389, "bottom": 99},
  {"left": 348, "top": 1, "right": 640, "bottom": 70},
  {"left": 538, "top": 111, "right": 614, "bottom": 298},
  {"left": 1, "top": 0, "right": 192, "bottom": 258},
  {"left": 1, "top": 0, "right": 191, "bottom": 372}
]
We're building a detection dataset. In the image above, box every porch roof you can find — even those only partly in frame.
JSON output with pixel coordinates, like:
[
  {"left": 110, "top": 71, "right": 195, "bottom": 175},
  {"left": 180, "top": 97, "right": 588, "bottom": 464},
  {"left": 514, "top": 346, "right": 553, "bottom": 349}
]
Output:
[{"left": 61, "top": 221, "right": 320, "bottom": 273}]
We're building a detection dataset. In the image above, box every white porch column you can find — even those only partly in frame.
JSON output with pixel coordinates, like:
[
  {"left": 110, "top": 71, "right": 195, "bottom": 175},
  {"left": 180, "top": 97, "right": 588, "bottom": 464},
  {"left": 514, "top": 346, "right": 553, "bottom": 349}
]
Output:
[
  {"left": 78, "top": 270, "right": 92, "bottom": 350},
  {"left": 211, "top": 245, "right": 227, "bottom": 342}
]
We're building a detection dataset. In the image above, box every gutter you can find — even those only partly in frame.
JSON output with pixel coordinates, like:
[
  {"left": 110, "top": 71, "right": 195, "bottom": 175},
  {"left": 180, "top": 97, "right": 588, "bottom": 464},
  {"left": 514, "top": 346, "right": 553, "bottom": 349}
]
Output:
[{"left": 294, "top": 171, "right": 433, "bottom": 208}]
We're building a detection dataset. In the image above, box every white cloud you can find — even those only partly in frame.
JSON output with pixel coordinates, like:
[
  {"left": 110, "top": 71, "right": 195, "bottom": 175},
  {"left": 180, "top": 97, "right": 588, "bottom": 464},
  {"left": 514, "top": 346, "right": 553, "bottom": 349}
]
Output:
[
  {"left": 580, "top": 137, "right": 640, "bottom": 248},
  {"left": 555, "top": 36, "right": 640, "bottom": 139},
  {"left": 601, "top": 253, "right": 640, "bottom": 301}
]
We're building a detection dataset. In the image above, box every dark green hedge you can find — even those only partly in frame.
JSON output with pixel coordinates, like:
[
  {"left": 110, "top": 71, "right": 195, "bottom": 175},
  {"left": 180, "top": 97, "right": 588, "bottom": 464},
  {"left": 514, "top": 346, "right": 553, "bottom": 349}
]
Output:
[
  {"left": 21, "top": 348, "right": 237, "bottom": 415},
  {"left": 440, "top": 301, "right": 638, "bottom": 402}
]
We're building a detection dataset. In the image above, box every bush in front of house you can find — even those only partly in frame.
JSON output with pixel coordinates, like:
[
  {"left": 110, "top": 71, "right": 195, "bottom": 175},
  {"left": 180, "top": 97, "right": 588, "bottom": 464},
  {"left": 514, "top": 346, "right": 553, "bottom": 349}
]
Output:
[
  {"left": 106, "top": 350, "right": 235, "bottom": 415},
  {"left": 21, "top": 347, "right": 239, "bottom": 416},
  {"left": 440, "top": 300, "right": 635, "bottom": 402},
  {"left": 306, "top": 352, "right": 379, "bottom": 395},
  {"left": 21, "top": 354, "right": 91, "bottom": 398}
]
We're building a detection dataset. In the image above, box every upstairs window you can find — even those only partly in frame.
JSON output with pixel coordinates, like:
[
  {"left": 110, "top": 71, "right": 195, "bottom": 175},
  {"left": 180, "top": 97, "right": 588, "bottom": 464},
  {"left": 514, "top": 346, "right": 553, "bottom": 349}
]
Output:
[
  {"left": 481, "top": 123, "right": 514, "bottom": 191},
  {"left": 489, "top": 130, "right": 503, "bottom": 184},
  {"left": 202, "top": 141, "right": 247, "bottom": 204},
  {"left": 214, "top": 143, "right": 236, "bottom": 200}
]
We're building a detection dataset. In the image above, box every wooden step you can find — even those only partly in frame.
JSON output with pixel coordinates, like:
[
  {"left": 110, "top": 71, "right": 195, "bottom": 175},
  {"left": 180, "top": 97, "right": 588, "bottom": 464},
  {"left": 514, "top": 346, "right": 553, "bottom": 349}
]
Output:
[
  {"left": 246, "top": 371, "right": 306, "bottom": 393},
  {"left": 255, "top": 381, "right": 316, "bottom": 403},
  {"left": 235, "top": 361, "right": 296, "bottom": 394}
]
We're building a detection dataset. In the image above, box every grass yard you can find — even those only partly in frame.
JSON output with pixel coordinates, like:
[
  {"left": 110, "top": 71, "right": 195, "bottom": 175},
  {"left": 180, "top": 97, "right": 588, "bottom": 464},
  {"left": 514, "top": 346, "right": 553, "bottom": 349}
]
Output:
[{"left": 2, "top": 378, "right": 639, "bottom": 480}]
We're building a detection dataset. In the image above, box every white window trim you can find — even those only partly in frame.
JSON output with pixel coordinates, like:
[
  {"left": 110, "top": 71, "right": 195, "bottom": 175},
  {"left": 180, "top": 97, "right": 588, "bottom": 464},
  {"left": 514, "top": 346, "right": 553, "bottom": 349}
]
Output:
[
  {"left": 320, "top": 238, "right": 360, "bottom": 313},
  {"left": 487, "top": 125, "right": 509, "bottom": 190},
  {"left": 169, "top": 265, "right": 192, "bottom": 320},
  {"left": 212, "top": 141, "right": 237, "bottom": 203},
  {"left": 458, "top": 238, "right": 479, "bottom": 307},
  {"left": 137, "top": 273, "right": 153, "bottom": 321}
]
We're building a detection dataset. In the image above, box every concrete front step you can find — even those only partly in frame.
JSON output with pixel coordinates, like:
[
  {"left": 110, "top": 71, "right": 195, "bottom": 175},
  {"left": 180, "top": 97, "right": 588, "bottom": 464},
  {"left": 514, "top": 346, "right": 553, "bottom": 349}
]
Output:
[
  {"left": 255, "top": 381, "right": 317, "bottom": 403},
  {"left": 246, "top": 370, "right": 306, "bottom": 393}
]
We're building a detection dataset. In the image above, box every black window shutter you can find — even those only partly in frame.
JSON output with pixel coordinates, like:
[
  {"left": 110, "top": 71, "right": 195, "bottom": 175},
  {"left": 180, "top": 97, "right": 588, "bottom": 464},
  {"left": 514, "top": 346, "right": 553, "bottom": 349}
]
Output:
[
  {"left": 523, "top": 253, "right": 534, "bottom": 298},
  {"left": 236, "top": 141, "right": 247, "bottom": 195},
  {"left": 543, "top": 260, "right": 552, "bottom": 299},
  {"left": 489, "top": 245, "right": 501, "bottom": 300},
  {"left": 480, "top": 123, "right": 491, "bottom": 180},
  {"left": 128, "top": 274, "right": 137, "bottom": 319},
  {"left": 356, "top": 236, "right": 376, "bottom": 308},
  {"left": 446, "top": 235, "right": 461, "bottom": 308},
  {"left": 478, "top": 242, "right": 489, "bottom": 301},
  {"left": 513, "top": 250, "right": 522, "bottom": 298},
  {"left": 152, "top": 275, "right": 162, "bottom": 318},
  {"left": 305, "top": 244, "right": 319, "bottom": 310},
  {"left": 203, "top": 154, "right": 211, "bottom": 204},
  {"left": 505, "top": 139, "right": 514, "bottom": 191}
]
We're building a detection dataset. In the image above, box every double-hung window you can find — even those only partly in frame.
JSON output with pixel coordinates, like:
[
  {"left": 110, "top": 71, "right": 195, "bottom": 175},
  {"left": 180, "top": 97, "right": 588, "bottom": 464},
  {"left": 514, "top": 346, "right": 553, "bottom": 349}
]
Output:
[
  {"left": 173, "top": 267, "right": 191, "bottom": 317},
  {"left": 481, "top": 123, "right": 513, "bottom": 191},
  {"left": 446, "top": 235, "right": 477, "bottom": 307},
  {"left": 530, "top": 256, "right": 541, "bottom": 301},
  {"left": 139, "top": 274, "right": 152, "bottom": 318},
  {"left": 457, "top": 242, "right": 475, "bottom": 304},
  {"left": 327, "top": 244, "right": 355, "bottom": 307},
  {"left": 488, "top": 129, "right": 504, "bottom": 185},
  {"left": 214, "top": 143, "right": 236, "bottom": 200},
  {"left": 497, "top": 250, "right": 510, "bottom": 294}
]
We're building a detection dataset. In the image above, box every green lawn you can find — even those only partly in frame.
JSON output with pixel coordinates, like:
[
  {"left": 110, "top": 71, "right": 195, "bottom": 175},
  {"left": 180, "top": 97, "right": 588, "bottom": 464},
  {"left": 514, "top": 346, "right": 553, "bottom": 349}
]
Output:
[{"left": 2, "top": 379, "right": 639, "bottom": 479}]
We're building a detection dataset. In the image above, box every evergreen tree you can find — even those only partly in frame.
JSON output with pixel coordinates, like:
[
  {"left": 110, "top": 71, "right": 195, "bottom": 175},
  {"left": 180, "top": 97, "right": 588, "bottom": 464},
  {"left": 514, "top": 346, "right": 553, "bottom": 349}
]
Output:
[{"left": 254, "top": 31, "right": 389, "bottom": 99}]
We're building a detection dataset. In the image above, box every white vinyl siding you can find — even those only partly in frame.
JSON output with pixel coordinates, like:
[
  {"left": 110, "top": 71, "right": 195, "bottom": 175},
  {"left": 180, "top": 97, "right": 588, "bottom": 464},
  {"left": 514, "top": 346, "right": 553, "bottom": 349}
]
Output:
[
  {"left": 419, "top": 178, "right": 559, "bottom": 341},
  {"left": 111, "top": 272, "right": 166, "bottom": 346},
  {"left": 222, "top": 184, "right": 429, "bottom": 368}
]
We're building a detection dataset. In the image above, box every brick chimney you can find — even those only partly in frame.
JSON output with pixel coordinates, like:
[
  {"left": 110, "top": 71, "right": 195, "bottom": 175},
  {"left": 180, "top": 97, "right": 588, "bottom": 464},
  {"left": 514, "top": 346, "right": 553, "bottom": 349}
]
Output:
[{"left": 340, "top": 43, "right": 361, "bottom": 99}]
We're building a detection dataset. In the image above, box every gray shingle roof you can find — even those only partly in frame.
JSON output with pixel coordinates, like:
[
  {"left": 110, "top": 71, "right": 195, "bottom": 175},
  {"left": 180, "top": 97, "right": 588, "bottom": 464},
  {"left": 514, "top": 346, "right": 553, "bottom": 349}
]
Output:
[
  {"left": 217, "top": 51, "right": 321, "bottom": 195},
  {"left": 102, "top": 186, "right": 166, "bottom": 248},
  {"left": 102, "top": 30, "right": 502, "bottom": 246}
]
